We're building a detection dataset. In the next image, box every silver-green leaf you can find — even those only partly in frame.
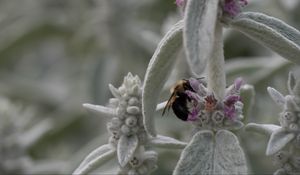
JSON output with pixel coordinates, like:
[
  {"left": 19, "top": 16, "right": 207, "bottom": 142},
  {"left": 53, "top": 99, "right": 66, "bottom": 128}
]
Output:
[
  {"left": 148, "top": 135, "right": 187, "bottom": 149},
  {"left": 214, "top": 130, "right": 248, "bottom": 174},
  {"left": 245, "top": 123, "right": 281, "bottom": 136},
  {"left": 142, "top": 20, "right": 183, "bottom": 137},
  {"left": 174, "top": 130, "right": 248, "bottom": 175},
  {"left": 184, "top": 0, "right": 219, "bottom": 75},
  {"left": 173, "top": 130, "right": 214, "bottom": 175},
  {"left": 267, "top": 87, "right": 286, "bottom": 108},
  {"left": 266, "top": 128, "right": 295, "bottom": 156},
  {"left": 117, "top": 135, "right": 139, "bottom": 167},
  {"left": 228, "top": 12, "right": 300, "bottom": 65},
  {"left": 73, "top": 147, "right": 116, "bottom": 175}
]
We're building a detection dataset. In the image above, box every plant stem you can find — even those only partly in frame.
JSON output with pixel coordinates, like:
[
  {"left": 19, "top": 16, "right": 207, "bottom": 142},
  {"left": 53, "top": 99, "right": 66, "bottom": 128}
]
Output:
[{"left": 207, "top": 22, "right": 226, "bottom": 100}]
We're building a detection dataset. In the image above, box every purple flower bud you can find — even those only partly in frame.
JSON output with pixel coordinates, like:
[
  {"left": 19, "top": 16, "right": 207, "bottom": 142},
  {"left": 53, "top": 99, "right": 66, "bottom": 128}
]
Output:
[
  {"left": 224, "top": 105, "right": 236, "bottom": 119},
  {"left": 188, "top": 78, "right": 200, "bottom": 92},
  {"left": 234, "top": 77, "right": 244, "bottom": 91},
  {"left": 187, "top": 108, "right": 199, "bottom": 121},
  {"left": 223, "top": 0, "right": 248, "bottom": 17},
  {"left": 185, "top": 90, "right": 201, "bottom": 102},
  {"left": 176, "top": 0, "right": 186, "bottom": 7},
  {"left": 223, "top": 95, "right": 241, "bottom": 119},
  {"left": 224, "top": 95, "right": 240, "bottom": 106}
]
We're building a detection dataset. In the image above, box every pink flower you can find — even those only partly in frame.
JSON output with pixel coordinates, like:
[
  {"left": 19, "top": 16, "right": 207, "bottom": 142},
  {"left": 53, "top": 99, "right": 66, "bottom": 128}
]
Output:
[
  {"left": 223, "top": 95, "right": 241, "bottom": 119},
  {"left": 187, "top": 108, "right": 199, "bottom": 121},
  {"left": 234, "top": 77, "right": 244, "bottom": 91},
  {"left": 176, "top": 0, "right": 186, "bottom": 7},
  {"left": 223, "top": 0, "right": 248, "bottom": 17}
]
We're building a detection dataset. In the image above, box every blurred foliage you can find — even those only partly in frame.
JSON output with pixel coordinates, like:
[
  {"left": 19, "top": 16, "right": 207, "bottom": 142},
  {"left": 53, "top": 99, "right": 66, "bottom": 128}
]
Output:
[{"left": 0, "top": 0, "right": 299, "bottom": 174}]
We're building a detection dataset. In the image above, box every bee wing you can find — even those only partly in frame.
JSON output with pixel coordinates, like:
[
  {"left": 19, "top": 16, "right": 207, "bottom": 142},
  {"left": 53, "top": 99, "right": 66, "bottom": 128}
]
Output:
[{"left": 162, "top": 92, "right": 175, "bottom": 116}]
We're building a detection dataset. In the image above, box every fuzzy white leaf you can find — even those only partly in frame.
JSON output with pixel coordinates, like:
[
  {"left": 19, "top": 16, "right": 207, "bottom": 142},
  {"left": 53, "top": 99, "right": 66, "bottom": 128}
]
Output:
[
  {"left": 142, "top": 20, "right": 184, "bottom": 137},
  {"left": 184, "top": 0, "right": 219, "bottom": 75},
  {"left": 245, "top": 123, "right": 281, "bottom": 136},
  {"left": 224, "top": 120, "right": 244, "bottom": 130},
  {"left": 173, "top": 130, "right": 214, "bottom": 175},
  {"left": 174, "top": 130, "right": 247, "bottom": 175},
  {"left": 267, "top": 87, "right": 286, "bottom": 107},
  {"left": 109, "top": 84, "right": 122, "bottom": 99},
  {"left": 228, "top": 12, "right": 300, "bottom": 65},
  {"left": 149, "top": 135, "right": 187, "bottom": 149},
  {"left": 214, "top": 130, "right": 248, "bottom": 174},
  {"left": 73, "top": 144, "right": 113, "bottom": 174},
  {"left": 83, "top": 103, "right": 116, "bottom": 118},
  {"left": 266, "top": 128, "right": 295, "bottom": 156},
  {"left": 273, "top": 168, "right": 286, "bottom": 175},
  {"left": 73, "top": 148, "right": 115, "bottom": 175},
  {"left": 285, "top": 95, "right": 300, "bottom": 111},
  {"left": 292, "top": 74, "right": 300, "bottom": 96},
  {"left": 117, "top": 135, "right": 139, "bottom": 167}
]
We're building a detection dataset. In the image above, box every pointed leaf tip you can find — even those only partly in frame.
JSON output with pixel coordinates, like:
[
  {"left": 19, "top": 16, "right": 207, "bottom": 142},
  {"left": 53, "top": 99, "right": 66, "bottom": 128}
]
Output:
[
  {"left": 267, "top": 87, "right": 285, "bottom": 107},
  {"left": 149, "top": 135, "right": 187, "bottom": 149},
  {"left": 266, "top": 129, "right": 295, "bottom": 156},
  {"left": 83, "top": 103, "right": 116, "bottom": 118},
  {"left": 109, "top": 84, "right": 121, "bottom": 98},
  {"left": 245, "top": 123, "right": 280, "bottom": 136}
]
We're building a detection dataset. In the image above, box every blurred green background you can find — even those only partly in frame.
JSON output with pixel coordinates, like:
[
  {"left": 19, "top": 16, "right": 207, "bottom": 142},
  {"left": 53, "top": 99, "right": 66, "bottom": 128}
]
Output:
[{"left": 0, "top": 0, "right": 299, "bottom": 174}]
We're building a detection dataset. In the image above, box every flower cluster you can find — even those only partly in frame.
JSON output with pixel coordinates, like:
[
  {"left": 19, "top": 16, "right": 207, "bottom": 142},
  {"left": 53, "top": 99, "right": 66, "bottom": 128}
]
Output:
[
  {"left": 106, "top": 73, "right": 157, "bottom": 174},
  {"left": 119, "top": 147, "right": 157, "bottom": 175},
  {"left": 278, "top": 98, "right": 300, "bottom": 132},
  {"left": 267, "top": 73, "right": 300, "bottom": 134},
  {"left": 266, "top": 73, "right": 300, "bottom": 174},
  {"left": 106, "top": 73, "right": 148, "bottom": 146},
  {"left": 221, "top": 0, "right": 248, "bottom": 17},
  {"left": 184, "top": 77, "right": 244, "bottom": 130},
  {"left": 247, "top": 73, "right": 300, "bottom": 175},
  {"left": 272, "top": 151, "right": 300, "bottom": 175},
  {"left": 75, "top": 73, "right": 187, "bottom": 175}
]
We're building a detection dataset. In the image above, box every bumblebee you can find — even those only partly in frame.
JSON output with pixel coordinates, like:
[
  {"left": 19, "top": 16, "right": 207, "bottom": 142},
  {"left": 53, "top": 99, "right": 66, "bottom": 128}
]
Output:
[{"left": 162, "top": 79, "right": 195, "bottom": 121}]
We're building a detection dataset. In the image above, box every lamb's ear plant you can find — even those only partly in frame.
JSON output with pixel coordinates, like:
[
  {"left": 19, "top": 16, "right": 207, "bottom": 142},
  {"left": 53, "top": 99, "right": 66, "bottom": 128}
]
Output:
[
  {"left": 246, "top": 73, "right": 300, "bottom": 175},
  {"left": 73, "top": 73, "right": 187, "bottom": 175},
  {"left": 73, "top": 0, "right": 300, "bottom": 174}
]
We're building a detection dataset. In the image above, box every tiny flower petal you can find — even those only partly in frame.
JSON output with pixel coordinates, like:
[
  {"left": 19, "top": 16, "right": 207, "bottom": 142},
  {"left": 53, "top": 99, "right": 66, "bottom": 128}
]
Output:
[
  {"left": 188, "top": 78, "right": 200, "bottom": 92},
  {"left": 234, "top": 77, "right": 244, "bottom": 91},
  {"left": 187, "top": 108, "right": 199, "bottom": 121},
  {"left": 224, "top": 95, "right": 240, "bottom": 106}
]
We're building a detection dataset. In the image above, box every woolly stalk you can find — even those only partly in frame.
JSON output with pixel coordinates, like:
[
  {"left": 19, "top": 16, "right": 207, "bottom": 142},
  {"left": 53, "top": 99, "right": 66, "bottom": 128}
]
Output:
[{"left": 206, "top": 22, "right": 226, "bottom": 100}]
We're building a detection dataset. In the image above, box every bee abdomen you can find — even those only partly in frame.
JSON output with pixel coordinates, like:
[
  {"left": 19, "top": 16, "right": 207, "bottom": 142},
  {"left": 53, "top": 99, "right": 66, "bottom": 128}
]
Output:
[{"left": 172, "top": 94, "right": 190, "bottom": 121}]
